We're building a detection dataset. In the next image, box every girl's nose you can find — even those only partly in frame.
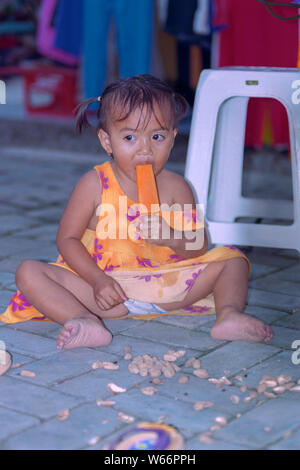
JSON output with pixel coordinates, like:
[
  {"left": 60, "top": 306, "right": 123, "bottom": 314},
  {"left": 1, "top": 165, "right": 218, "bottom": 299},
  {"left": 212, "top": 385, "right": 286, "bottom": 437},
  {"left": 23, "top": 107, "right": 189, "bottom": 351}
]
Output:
[{"left": 138, "top": 137, "right": 153, "bottom": 155}]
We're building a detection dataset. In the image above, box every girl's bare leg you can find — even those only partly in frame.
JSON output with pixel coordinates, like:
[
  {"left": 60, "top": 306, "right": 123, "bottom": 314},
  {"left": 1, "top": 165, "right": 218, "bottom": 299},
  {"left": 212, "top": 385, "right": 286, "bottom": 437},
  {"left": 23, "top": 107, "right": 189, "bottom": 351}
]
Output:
[
  {"left": 15, "top": 260, "right": 128, "bottom": 350},
  {"left": 156, "top": 258, "right": 273, "bottom": 342}
]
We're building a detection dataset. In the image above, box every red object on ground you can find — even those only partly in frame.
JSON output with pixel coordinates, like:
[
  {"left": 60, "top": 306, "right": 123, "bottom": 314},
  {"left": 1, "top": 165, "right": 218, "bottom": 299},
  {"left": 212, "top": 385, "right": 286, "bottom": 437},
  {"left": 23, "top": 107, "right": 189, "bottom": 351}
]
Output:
[
  {"left": 23, "top": 66, "right": 78, "bottom": 117},
  {"left": 0, "top": 65, "right": 79, "bottom": 117}
]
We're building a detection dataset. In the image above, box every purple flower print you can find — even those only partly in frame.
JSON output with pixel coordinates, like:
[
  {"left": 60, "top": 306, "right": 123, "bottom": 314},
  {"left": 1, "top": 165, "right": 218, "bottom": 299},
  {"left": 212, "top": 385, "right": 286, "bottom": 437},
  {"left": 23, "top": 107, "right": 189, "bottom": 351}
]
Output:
[
  {"left": 184, "top": 305, "right": 210, "bottom": 314},
  {"left": 92, "top": 238, "right": 104, "bottom": 263},
  {"left": 137, "top": 274, "right": 162, "bottom": 282},
  {"left": 99, "top": 171, "right": 109, "bottom": 193},
  {"left": 183, "top": 208, "right": 202, "bottom": 224},
  {"left": 184, "top": 268, "right": 202, "bottom": 292},
  {"left": 104, "top": 264, "right": 120, "bottom": 272},
  {"left": 136, "top": 257, "right": 158, "bottom": 268},
  {"left": 126, "top": 206, "right": 141, "bottom": 222},
  {"left": 168, "top": 254, "right": 186, "bottom": 263},
  {"left": 9, "top": 292, "right": 32, "bottom": 312}
]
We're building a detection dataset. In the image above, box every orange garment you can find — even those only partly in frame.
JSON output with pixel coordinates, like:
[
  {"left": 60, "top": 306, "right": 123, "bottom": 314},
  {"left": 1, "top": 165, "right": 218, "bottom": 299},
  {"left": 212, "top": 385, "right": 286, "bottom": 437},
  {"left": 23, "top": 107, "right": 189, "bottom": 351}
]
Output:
[{"left": 0, "top": 161, "right": 250, "bottom": 323}]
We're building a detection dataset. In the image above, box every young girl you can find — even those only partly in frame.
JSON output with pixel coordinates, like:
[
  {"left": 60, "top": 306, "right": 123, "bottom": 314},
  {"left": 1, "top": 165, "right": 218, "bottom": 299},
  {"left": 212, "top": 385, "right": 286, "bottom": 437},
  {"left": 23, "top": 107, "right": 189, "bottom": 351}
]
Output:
[{"left": 0, "top": 74, "right": 273, "bottom": 349}]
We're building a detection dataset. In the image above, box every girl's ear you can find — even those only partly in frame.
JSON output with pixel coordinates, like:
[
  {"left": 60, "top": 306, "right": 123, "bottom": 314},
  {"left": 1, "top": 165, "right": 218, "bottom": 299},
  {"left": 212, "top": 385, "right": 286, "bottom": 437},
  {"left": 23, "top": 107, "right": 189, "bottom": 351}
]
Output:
[{"left": 97, "top": 129, "right": 112, "bottom": 155}]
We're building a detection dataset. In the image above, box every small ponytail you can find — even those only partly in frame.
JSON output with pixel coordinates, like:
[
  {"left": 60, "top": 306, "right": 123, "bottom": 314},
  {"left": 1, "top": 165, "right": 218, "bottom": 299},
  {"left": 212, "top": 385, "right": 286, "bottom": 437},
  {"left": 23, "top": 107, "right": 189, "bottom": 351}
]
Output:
[{"left": 74, "top": 97, "right": 100, "bottom": 134}]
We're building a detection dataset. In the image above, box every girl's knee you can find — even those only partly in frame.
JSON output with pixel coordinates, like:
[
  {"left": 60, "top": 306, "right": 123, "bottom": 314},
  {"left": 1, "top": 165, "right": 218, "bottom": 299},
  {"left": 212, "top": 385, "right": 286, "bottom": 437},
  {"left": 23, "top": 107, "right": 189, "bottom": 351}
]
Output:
[{"left": 15, "top": 260, "right": 44, "bottom": 289}]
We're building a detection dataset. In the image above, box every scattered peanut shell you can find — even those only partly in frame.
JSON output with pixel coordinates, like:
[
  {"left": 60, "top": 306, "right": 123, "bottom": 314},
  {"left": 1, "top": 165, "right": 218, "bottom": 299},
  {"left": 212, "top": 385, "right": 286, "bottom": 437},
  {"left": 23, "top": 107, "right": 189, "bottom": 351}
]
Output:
[
  {"left": 193, "top": 401, "right": 214, "bottom": 411},
  {"left": 118, "top": 412, "right": 135, "bottom": 424},
  {"left": 264, "top": 391, "right": 276, "bottom": 398},
  {"left": 284, "top": 382, "right": 296, "bottom": 390},
  {"left": 193, "top": 368, "right": 209, "bottom": 379},
  {"left": 11, "top": 363, "right": 22, "bottom": 369},
  {"left": 277, "top": 375, "right": 292, "bottom": 385},
  {"left": 178, "top": 375, "right": 189, "bottom": 384},
  {"left": 192, "top": 359, "right": 201, "bottom": 369},
  {"left": 208, "top": 378, "right": 220, "bottom": 385},
  {"left": 290, "top": 385, "right": 300, "bottom": 393},
  {"left": 149, "top": 367, "right": 162, "bottom": 378},
  {"left": 88, "top": 436, "right": 100, "bottom": 446},
  {"left": 185, "top": 357, "right": 196, "bottom": 368},
  {"left": 176, "top": 350, "right": 186, "bottom": 358},
  {"left": 264, "top": 379, "right": 277, "bottom": 388},
  {"left": 240, "top": 385, "right": 247, "bottom": 393},
  {"left": 198, "top": 432, "right": 214, "bottom": 444},
  {"left": 96, "top": 399, "right": 116, "bottom": 407},
  {"left": 124, "top": 353, "right": 132, "bottom": 360},
  {"left": 20, "top": 370, "right": 36, "bottom": 377},
  {"left": 128, "top": 363, "right": 139, "bottom": 374},
  {"left": 257, "top": 384, "right": 267, "bottom": 394},
  {"left": 215, "top": 416, "right": 227, "bottom": 426},
  {"left": 162, "top": 365, "right": 175, "bottom": 378},
  {"left": 140, "top": 386, "right": 157, "bottom": 396},
  {"left": 106, "top": 383, "right": 127, "bottom": 394},
  {"left": 163, "top": 353, "right": 177, "bottom": 362},
  {"left": 219, "top": 376, "right": 232, "bottom": 385},
  {"left": 264, "top": 427, "right": 271, "bottom": 433},
  {"left": 273, "top": 386, "right": 286, "bottom": 394},
  {"left": 230, "top": 395, "right": 240, "bottom": 404},
  {"left": 243, "top": 396, "right": 253, "bottom": 403},
  {"left": 297, "top": 378, "right": 300, "bottom": 385},
  {"left": 152, "top": 377, "right": 164, "bottom": 385},
  {"left": 57, "top": 409, "right": 70, "bottom": 421},
  {"left": 234, "top": 375, "right": 243, "bottom": 382},
  {"left": 103, "top": 362, "right": 119, "bottom": 370},
  {"left": 249, "top": 391, "right": 258, "bottom": 398},
  {"left": 92, "top": 361, "right": 103, "bottom": 370}
]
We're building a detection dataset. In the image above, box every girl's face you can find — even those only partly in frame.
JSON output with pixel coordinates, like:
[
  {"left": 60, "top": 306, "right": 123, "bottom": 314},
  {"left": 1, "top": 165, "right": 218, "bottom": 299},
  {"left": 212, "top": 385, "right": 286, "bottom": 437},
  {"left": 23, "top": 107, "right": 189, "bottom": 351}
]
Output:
[{"left": 97, "top": 102, "right": 177, "bottom": 182}]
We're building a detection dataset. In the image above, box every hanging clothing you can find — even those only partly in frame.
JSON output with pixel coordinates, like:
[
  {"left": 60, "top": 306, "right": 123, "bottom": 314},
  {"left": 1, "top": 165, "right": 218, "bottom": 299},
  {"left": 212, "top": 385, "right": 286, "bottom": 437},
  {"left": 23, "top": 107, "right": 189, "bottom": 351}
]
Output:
[
  {"left": 82, "top": 0, "right": 154, "bottom": 99},
  {"left": 36, "top": 0, "right": 80, "bottom": 66},
  {"left": 212, "top": 0, "right": 299, "bottom": 149},
  {"left": 53, "top": 0, "right": 82, "bottom": 57}
]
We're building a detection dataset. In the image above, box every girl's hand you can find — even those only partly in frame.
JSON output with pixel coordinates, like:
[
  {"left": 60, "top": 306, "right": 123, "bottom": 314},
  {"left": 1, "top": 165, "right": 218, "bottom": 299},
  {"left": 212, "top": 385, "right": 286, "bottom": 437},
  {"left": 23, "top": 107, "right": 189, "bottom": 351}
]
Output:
[
  {"left": 140, "top": 214, "right": 174, "bottom": 247},
  {"left": 93, "top": 275, "right": 127, "bottom": 310}
]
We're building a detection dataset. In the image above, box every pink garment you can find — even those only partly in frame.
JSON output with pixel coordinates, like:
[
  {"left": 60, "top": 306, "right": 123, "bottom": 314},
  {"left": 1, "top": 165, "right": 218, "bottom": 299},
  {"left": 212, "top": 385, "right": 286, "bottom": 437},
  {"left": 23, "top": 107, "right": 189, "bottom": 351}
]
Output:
[
  {"left": 213, "top": 0, "right": 299, "bottom": 149},
  {"left": 36, "top": 0, "right": 79, "bottom": 66}
]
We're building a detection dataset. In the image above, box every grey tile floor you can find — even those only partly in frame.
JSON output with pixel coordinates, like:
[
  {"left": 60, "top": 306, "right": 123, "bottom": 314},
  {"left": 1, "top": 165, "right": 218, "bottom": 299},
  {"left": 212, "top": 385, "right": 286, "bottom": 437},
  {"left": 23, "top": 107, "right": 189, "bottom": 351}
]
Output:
[{"left": 0, "top": 119, "right": 299, "bottom": 450}]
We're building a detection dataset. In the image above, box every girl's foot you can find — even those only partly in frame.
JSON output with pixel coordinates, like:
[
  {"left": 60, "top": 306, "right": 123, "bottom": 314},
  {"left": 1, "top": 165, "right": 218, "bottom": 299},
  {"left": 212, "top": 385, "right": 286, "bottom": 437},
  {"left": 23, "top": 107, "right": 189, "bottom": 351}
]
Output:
[
  {"left": 0, "top": 351, "right": 12, "bottom": 376},
  {"left": 57, "top": 317, "right": 112, "bottom": 350},
  {"left": 211, "top": 309, "right": 274, "bottom": 343}
]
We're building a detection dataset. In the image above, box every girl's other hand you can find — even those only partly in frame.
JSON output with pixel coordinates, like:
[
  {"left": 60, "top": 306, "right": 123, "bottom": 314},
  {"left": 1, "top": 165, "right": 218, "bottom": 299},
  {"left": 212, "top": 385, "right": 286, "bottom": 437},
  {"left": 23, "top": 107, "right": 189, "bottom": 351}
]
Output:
[{"left": 93, "top": 275, "right": 127, "bottom": 310}]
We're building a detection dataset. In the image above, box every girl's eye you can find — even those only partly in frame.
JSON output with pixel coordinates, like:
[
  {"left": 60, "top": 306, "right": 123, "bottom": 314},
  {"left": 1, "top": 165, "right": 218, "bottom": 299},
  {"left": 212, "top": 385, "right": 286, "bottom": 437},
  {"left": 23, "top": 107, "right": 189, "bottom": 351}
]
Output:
[
  {"left": 124, "top": 135, "right": 136, "bottom": 141},
  {"left": 153, "top": 134, "right": 164, "bottom": 141}
]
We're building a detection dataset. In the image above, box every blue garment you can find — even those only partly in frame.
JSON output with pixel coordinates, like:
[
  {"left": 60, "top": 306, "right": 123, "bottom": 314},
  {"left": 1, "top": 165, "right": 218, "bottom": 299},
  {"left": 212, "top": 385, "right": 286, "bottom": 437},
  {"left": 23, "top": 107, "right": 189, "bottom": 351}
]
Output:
[
  {"left": 54, "top": 0, "right": 83, "bottom": 57},
  {"left": 83, "top": 0, "right": 154, "bottom": 99}
]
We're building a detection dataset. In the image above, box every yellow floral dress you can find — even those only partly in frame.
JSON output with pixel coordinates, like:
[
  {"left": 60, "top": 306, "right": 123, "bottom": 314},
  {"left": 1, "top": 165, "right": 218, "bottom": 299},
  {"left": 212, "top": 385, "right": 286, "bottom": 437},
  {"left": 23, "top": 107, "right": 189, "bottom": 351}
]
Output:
[{"left": 0, "top": 161, "right": 250, "bottom": 323}]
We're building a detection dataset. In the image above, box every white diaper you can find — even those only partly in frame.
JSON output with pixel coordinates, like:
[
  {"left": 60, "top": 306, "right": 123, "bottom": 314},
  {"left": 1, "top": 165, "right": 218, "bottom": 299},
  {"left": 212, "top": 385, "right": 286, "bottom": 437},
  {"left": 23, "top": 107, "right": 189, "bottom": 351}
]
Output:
[{"left": 124, "top": 299, "right": 166, "bottom": 316}]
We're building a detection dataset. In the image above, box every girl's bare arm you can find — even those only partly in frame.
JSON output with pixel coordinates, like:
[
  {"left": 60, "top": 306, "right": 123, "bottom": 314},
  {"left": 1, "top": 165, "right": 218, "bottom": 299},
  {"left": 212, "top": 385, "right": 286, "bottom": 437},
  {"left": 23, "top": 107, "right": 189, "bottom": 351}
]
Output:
[{"left": 56, "top": 170, "right": 107, "bottom": 287}]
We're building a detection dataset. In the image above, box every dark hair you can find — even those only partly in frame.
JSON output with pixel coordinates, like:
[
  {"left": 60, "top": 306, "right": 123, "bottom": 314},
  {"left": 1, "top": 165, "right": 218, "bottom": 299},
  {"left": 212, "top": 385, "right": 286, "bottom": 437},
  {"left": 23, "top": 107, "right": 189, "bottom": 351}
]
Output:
[{"left": 74, "top": 74, "right": 189, "bottom": 134}]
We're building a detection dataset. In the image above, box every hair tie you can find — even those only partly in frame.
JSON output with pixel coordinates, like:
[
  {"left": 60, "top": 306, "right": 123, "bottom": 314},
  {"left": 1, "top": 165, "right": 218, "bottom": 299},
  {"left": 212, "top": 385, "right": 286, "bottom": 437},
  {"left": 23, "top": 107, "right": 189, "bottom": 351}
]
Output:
[{"left": 97, "top": 96, "right": 102, "bottom": 102}]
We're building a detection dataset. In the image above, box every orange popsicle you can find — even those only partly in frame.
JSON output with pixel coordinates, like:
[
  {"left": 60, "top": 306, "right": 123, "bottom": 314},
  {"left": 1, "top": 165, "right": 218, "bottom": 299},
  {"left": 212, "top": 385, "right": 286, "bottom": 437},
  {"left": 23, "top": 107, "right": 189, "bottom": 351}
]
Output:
[{"left": 136, "top": 164, "right": 160, "bottom": 211}]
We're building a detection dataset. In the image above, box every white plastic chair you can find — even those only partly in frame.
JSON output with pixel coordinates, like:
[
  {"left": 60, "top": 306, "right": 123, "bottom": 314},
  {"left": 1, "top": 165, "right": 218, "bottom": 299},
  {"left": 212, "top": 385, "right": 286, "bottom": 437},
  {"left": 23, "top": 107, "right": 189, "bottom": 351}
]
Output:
[{"left": 184, "top": 67, "right": 300, "bottom": 254}]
